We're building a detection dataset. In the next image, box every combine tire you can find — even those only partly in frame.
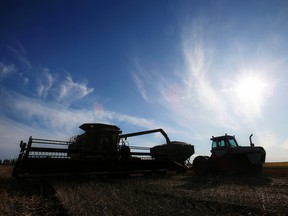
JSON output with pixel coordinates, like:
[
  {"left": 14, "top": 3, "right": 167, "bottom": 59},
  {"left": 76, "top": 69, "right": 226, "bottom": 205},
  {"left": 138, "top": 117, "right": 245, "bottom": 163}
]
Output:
[{"left": 193, "top": 156, "right": 210, "bottom": 175}]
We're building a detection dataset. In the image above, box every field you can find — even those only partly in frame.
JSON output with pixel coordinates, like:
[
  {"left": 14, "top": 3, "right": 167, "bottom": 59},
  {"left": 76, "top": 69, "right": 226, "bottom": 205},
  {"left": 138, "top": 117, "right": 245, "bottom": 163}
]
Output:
[{"left": 0, "top": 163, "right": 288, "bottom": 216}]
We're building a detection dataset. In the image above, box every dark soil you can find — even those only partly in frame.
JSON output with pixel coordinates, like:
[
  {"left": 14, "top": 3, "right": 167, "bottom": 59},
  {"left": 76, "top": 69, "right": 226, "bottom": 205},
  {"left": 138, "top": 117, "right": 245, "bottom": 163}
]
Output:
[{"left": 1, "top": 165, "right": 288, "bottom": 216}]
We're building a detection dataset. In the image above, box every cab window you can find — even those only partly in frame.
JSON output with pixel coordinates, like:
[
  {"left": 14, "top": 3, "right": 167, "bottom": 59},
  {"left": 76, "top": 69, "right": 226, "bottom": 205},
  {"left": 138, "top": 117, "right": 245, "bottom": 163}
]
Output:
[
  {"left": 228, "top": 138, "right": 238, "bottom": 148},
  {"left": 219, "top": 140, "right": 226, "bottom": 147},
  {"left": 212, "top": 140, "right": 226, "bottom": 148},
  {"left": 212, "top": 141, "right": 217, "bottom": 148}
]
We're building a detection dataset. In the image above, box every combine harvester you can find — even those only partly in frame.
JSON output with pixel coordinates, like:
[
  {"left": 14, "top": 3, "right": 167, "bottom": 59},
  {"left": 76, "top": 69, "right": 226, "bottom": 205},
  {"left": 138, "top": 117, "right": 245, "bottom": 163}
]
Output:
[{"left": 12, "top": 123, "right": 194, "bottom": 178}]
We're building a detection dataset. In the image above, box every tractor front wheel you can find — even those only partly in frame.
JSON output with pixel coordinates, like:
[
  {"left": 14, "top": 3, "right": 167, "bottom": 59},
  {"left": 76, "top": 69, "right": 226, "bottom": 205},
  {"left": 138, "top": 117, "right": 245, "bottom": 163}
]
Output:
[{"left": 193, "top": 156, "right": 210, "bottom": 175}]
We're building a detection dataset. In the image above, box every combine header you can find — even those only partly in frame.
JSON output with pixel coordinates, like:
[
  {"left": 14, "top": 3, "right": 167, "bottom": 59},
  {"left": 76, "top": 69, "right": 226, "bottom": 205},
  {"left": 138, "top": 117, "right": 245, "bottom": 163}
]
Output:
[{"left": 12, "top": 123, "right": 194, "bottom": 178}]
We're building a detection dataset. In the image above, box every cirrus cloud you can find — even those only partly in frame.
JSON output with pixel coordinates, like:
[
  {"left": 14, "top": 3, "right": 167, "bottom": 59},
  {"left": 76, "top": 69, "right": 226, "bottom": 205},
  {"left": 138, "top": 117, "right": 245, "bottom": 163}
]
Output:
[
  {"left": 57, "top": 74, "right": 94, "bottom": 106},
  {"left": 0, "top": 62, "right": 17, "bottom": 79}
]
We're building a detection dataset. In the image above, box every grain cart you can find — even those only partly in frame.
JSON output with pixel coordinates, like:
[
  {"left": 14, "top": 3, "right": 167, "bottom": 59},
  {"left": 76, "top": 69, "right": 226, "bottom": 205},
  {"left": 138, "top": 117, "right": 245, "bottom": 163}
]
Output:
[
  {"left": 193, "top": 134, "right": 266, "bottom": 175},
  {"left": 12, "top": 123, "right": 194, "bottom": 178}
]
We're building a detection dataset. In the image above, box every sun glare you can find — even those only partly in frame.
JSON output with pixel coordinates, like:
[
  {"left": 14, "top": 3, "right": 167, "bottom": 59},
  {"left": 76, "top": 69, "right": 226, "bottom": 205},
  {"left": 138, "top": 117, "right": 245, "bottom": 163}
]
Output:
[
  {"left": 234, "top": 72, "right": 272, "bottom": 117},
  {"left": 236, "top": 75, "right": 267, "bottom": 102}
]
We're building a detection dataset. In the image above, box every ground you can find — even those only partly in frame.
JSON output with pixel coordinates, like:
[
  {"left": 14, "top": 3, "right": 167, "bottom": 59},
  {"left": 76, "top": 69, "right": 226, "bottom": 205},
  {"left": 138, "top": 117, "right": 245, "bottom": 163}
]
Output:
[{"left": 0, "top": 165, "right": 287, "bottom": 216}]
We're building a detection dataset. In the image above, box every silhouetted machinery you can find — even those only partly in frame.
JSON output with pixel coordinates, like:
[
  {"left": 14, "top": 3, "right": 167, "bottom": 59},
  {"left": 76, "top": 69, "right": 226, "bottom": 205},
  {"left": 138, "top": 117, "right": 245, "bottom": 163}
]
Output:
[
  {"left": 192, "top": 134, "right": 266, "bottom": 175},
  {"left": 12, "top": 123, "right": 194, "bottom": 178}
]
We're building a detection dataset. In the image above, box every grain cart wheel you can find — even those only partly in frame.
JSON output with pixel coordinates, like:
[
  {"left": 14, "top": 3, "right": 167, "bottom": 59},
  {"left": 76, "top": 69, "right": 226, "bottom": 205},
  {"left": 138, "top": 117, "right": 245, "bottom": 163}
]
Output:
[{"left": 193, "top": 156, "right": 210, "bottom": 175}]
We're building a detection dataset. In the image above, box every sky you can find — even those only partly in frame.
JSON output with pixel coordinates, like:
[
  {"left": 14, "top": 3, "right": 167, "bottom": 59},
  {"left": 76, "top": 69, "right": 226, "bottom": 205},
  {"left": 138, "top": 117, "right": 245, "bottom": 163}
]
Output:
[{"left": 1, "top": 0, "right": 288, "bottom": 162}]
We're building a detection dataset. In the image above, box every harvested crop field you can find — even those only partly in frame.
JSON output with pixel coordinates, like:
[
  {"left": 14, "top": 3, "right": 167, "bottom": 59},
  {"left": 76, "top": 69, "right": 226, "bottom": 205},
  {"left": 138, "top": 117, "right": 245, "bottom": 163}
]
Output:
[{"left": 0, "top": 164, "right": 288, "bottom": 216}]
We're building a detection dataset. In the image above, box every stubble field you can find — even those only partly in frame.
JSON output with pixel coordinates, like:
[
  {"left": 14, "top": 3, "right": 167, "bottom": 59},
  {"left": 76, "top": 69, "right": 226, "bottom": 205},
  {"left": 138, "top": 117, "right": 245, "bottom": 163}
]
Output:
[{"left": 0, "top": 164, "right": 287, "bottom": 216}]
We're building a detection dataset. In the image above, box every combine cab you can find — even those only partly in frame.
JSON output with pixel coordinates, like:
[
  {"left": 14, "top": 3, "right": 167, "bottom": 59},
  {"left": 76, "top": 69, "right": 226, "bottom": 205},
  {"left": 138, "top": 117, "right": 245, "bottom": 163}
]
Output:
[
  {"left": 12, "top": 123, "right": 194, "bottom": 178},
  {"left": 193, "top": 134, "right": 266, "bottom": 175}
]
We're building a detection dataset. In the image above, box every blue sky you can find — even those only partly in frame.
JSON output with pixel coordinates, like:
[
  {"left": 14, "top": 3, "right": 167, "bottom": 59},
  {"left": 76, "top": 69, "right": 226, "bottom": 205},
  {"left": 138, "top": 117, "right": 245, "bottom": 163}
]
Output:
[{"left": 1, "top": 0, "right": 288, "bottom": 161}]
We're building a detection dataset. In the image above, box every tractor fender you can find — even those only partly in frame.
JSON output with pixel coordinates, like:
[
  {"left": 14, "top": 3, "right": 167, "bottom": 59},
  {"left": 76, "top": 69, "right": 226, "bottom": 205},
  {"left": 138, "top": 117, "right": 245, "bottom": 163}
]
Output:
[{"left": 246, "top": 153, "right": 262, "bottom": 165}]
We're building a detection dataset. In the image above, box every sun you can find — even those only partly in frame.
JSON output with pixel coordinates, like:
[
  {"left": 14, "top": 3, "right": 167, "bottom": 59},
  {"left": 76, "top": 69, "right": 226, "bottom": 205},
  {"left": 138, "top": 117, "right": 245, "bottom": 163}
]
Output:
[
  {"left": 236, "top": 74, "right": 267, "bottom": 103},
  {"left": 234, "top": 72, "right": 272, "bottom": 117}
]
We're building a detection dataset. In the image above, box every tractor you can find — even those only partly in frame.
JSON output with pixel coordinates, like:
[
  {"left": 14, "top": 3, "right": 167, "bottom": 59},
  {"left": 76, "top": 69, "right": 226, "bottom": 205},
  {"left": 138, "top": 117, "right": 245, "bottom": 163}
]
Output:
[{"left": 193, "top": 134, "right": 266, "bottom": 175}]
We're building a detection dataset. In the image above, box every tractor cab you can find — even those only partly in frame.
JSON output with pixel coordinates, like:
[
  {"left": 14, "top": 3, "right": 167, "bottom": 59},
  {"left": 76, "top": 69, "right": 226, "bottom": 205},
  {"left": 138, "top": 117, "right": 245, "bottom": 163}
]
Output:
[
  {"left": 211, "top": 134, "right": 238, "bottom": 149},
  {"left": 210, "top": 134, "right": 238, "bottom": 157}
]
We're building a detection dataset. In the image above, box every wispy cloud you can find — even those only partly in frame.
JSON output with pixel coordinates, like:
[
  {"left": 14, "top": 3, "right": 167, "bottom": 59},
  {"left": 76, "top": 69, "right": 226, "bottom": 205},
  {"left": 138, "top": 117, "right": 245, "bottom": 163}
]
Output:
[
  {"left": 35, "top": 67, "right": 95, "bottom": 107},
  {"left": 131, "top": 59, "right": 154, "bottom": 103},
  {"left": 132, "top": 25, "right": 236, "bottom": 132},
  {"left": 0, "top": 62, "right": 17, "bottom": 79},
  {"left": 1, "top": 55, "right": 95, "bottom": 108},
  {"left": 132, "top": 18, "right": 278, "bottom": 132},
  {"left": 37, "top": 68, "right": 54, "bottom": 98},
  {"left": 8, "top": 91, "right": 160, "bottom": 132},
  {"left": 57, "top": 74, "right": 94, "bottom": 106},
  {"left": 7, "top": 44, "right": 32, "bottom": 72},
  {"left": 180, "top": 29, "right": 234, "bottom": 127},
  {"left": 1, "top": 44, "right": 160, "bottom": 144},
  {"left": 132, "top": 72, "right": 148, "bottom": 102}
]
